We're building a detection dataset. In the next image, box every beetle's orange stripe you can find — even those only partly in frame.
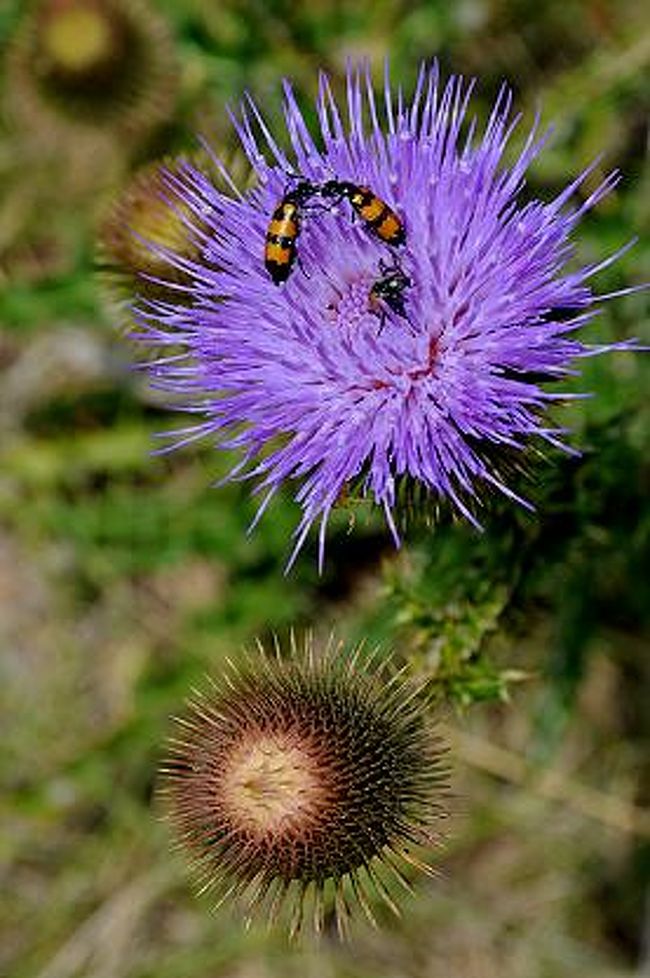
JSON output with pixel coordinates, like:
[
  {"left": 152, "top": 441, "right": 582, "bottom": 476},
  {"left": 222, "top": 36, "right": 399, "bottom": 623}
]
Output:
[
  {"left": 358, "top": 197, "right": 385, "bottom": 222},
  {"left": 265, "top": 242, "right": 291, "bottom": 263},
  {"left": 375, "top": 212, "right": 401, "bottom": 241},
  {"left": 268, "top": 217, "right": 298, "bottom": 238}
]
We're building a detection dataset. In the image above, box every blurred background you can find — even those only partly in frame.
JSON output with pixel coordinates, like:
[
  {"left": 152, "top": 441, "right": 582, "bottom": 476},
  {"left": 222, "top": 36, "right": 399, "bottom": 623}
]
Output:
[{"left": 0, "top": 1, "right": 648, "bottom": 976}]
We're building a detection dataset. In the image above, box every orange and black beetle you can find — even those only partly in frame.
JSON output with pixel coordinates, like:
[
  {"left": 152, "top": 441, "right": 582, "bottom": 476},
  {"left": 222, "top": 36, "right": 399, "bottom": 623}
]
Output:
[
  {"left": 264, "top": 180, "right": 321, "bottom": 285},
  {"left": 321, "top": 180, "right": 406, "bottom": 247}
]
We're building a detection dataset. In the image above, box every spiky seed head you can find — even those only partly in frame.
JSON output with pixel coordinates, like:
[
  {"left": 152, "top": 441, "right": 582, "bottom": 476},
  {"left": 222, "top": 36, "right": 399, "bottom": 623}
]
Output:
[
  {"left": 159, "top": 636, "right": 449, "bottom": 937},
  {"left": 5, "top": 0, "right": 177, "bottom": 140}
]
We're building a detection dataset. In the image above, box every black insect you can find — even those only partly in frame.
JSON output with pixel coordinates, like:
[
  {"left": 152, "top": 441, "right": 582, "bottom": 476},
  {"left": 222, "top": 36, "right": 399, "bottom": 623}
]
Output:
[{"left": 369, "top": 258, "right": 413, "bottom": 332}]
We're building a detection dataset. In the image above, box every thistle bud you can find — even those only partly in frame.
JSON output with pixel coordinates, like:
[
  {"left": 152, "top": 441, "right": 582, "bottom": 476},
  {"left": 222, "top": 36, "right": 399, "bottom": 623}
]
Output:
[
  {"left": 159, "top": 636, "right": 449, "bottom": 937},
  {"left": 6, "top": 0, "right": 177, "bottom": 141},
  {"left": 99, "top": 158, "right": 207, "bottom": 307}
]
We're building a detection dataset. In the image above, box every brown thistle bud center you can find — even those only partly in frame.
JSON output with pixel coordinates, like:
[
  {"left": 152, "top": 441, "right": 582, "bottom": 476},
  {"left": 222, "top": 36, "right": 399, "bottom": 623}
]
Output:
[
  {"left": 38, "top": 2, "right": 124, "bottom": 80},
  {"left": 220, "top": 733, "right": 325, "bottom": 835},
  {"left": 43, "top": 7, "right": 113, "bottom": 71}
]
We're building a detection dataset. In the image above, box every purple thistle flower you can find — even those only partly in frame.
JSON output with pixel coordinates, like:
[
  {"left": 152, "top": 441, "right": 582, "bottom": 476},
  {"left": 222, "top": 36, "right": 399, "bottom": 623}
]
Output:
[{"left": 136, "top": 63, "right": 637, "bottom": 571}]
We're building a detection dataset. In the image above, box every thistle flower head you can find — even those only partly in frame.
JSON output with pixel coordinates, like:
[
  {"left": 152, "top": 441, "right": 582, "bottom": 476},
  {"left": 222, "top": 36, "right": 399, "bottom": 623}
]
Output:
[
  {"left": 135, "top": 63, "right": 637, "bottom": 569},
  {"left": 159, "top": 636, "right": 448, "bottom": 937}
]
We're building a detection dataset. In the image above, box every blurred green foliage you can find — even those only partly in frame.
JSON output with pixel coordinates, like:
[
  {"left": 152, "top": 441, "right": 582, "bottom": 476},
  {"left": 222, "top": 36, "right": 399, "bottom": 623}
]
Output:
[{"left": 0, "top": 1, "right": 648, "bottom": 976}]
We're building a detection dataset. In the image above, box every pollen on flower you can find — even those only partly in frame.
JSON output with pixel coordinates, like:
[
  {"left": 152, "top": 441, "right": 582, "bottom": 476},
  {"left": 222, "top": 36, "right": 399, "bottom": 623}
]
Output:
[
  {"left": 131, "top": 62, "right": 639, "bottom": 570},
  {"left": 325, "top": 274, "right": 376, "bottom": 333}
]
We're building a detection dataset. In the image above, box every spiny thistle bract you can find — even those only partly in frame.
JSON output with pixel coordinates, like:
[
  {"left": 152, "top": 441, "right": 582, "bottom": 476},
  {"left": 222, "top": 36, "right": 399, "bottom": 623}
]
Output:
[
  {"left": 99, "top": 158, "right": 208, "bottom": 308},
  {"left": 134, "top": 63, "right": 638, "bottom": 570},
  {"left": 6, "top": 0, "right": 177, "bottom": 139},
  {"left": 159, "top": 636, "right": 449, "bottom": 937}
]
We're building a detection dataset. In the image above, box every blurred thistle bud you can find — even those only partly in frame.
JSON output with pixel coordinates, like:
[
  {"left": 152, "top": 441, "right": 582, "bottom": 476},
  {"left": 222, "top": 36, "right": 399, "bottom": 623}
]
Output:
[
  {"left": 5, "top": 0, "right": 177, "bottom": 143},
  {"left": 159, "top": 635, "right": 449, "bottom": 937},
  {"left": 98, "top": 157, "right": 209, "bottom": 308},
  {"left": 35, "top": 0, "right": 128, "bottom": 86}
]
